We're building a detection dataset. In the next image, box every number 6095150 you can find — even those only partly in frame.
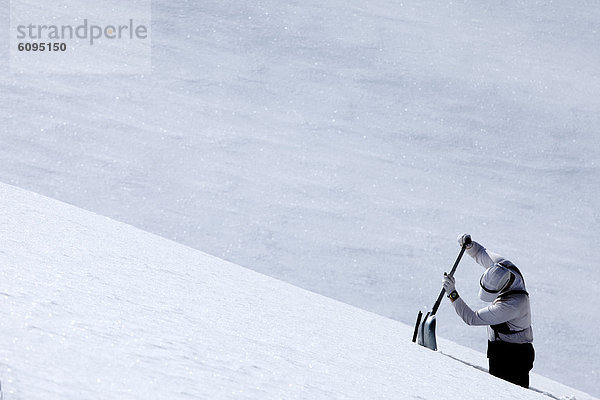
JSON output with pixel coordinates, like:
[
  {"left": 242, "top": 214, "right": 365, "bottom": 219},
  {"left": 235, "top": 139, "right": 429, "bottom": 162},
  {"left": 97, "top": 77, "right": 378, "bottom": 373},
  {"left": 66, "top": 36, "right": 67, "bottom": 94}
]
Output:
[{"left": 17, "top": 42, "right": 67, "bottom": 51}]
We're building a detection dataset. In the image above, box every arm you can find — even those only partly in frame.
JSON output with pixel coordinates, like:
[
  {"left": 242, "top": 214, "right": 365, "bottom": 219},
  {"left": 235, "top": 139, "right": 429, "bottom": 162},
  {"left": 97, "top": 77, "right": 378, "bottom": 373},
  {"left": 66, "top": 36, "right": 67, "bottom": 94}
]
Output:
[
  {"left": 466, "top": 240, "right": 496, "bottom": 270},
  {"left": 451, "top": 297, "right": 522, "bottom": 326}
]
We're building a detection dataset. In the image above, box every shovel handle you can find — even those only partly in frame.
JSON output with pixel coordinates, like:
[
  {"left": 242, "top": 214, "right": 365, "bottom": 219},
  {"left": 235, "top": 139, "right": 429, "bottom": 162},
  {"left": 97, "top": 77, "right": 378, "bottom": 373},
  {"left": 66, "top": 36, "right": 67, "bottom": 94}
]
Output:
[{"left": 430, "top": 243, "right": 468, "bottom": 316}]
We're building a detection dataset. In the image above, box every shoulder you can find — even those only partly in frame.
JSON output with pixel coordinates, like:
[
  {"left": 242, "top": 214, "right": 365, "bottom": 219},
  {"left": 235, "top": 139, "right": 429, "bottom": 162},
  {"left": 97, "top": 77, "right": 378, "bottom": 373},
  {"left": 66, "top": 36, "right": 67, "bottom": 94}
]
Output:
[
  {"left": 493, "top": 291, "right": 529, "bottom": 308},
  {"left": 488, "top": 252, "right": 511, "bottom": 265}
]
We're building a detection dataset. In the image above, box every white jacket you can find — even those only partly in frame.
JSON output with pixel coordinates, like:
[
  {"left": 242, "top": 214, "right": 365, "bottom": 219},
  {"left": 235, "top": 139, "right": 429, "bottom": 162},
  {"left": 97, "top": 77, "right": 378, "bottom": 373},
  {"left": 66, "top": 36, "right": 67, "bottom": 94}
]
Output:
[{"left": 451, "top": 241, "right": 533, "bottom": 344}]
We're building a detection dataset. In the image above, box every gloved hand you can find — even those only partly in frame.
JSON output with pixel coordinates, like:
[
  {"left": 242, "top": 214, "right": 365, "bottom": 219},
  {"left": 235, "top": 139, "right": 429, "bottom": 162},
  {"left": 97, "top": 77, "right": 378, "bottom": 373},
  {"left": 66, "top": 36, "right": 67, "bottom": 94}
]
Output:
[
  {"left": 443, "top": 273, "right": 456, "bottom": 294},
  {"left": 457, "top": 233, "right": 472, "bottom": 249}
]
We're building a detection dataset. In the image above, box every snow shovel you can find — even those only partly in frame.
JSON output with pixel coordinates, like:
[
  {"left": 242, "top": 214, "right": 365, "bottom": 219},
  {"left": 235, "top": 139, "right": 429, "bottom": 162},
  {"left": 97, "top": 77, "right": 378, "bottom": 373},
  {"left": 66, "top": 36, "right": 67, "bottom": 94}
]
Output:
[{"left": 412, "top": 236, "right": 471, "bottom": 350}]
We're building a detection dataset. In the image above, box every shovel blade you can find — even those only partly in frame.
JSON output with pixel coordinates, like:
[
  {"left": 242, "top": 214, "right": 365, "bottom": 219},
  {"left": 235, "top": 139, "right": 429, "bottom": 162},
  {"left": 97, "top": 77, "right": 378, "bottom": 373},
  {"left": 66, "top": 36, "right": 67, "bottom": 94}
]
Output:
[
  {"left": 416, "top": 312, "right": 438, "bottom": 351},
  {"left": 412, "top": 311, "right": 423, "bottom": 343}
]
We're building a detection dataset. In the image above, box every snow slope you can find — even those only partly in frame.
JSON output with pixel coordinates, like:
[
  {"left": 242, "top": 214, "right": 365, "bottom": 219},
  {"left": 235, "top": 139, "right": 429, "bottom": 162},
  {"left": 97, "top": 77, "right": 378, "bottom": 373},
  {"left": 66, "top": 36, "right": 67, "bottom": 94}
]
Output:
[
  {"left": 0, "top": 183, "right": 596, "bottom": 400},
  {"left": 1, "top": 0, "right": 599, "bottom": 395}
]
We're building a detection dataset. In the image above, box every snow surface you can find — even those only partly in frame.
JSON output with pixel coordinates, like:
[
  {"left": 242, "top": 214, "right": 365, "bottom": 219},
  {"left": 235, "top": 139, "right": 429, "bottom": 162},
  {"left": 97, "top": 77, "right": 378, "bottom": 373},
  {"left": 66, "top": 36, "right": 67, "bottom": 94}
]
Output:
[
  {"left": 0, "top": 183, "right": 596, "bottom": 400},
  {"left": 1, "top": 0, "right": 600, "bottom": 396}
]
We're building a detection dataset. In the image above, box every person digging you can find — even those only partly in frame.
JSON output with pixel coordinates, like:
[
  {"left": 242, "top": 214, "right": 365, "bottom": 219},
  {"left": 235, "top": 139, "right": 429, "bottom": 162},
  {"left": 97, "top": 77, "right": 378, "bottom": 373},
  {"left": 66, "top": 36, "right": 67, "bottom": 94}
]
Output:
[{"left": 443, "top": 234, "right": 535, "bottom": 388}]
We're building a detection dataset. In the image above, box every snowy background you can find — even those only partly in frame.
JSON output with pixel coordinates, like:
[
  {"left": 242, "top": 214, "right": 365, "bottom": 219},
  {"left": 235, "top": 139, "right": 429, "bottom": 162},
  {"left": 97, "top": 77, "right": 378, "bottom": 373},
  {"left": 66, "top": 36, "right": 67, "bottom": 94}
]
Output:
[
  {"left": 0, "top": 183, "right": 596, "bottom": 399},
  {"left": 1, "top": 0, "right": 599, "bottom": 397}
]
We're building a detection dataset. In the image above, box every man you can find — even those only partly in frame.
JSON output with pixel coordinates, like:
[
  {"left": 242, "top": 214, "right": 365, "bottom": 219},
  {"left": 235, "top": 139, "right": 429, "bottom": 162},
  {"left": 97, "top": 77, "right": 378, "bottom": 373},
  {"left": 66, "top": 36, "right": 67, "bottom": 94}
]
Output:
[{"left": 442, "top": 234, "right": 535, "bottom": 388}]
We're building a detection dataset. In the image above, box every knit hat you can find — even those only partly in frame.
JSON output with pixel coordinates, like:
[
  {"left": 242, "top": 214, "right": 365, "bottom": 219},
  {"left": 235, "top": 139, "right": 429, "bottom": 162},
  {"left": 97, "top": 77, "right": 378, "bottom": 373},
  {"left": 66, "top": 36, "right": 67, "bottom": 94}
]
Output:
[{"left": 479, "top": 264, "right": 514, "bottom": 302}]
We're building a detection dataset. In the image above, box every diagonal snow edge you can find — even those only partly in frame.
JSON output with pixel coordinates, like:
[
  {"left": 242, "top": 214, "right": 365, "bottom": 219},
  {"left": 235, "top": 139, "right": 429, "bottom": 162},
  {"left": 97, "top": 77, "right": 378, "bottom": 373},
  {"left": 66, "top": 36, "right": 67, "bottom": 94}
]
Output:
[{"left": 0, "top": 182, "right": 596, "bottom": 400}]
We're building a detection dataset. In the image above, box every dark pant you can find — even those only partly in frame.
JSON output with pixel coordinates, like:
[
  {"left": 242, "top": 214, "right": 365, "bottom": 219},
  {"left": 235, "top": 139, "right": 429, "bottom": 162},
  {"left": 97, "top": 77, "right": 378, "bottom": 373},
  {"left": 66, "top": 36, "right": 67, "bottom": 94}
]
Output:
[{"left": 487, "top": 340, "right": 535, "bottom": 388}]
